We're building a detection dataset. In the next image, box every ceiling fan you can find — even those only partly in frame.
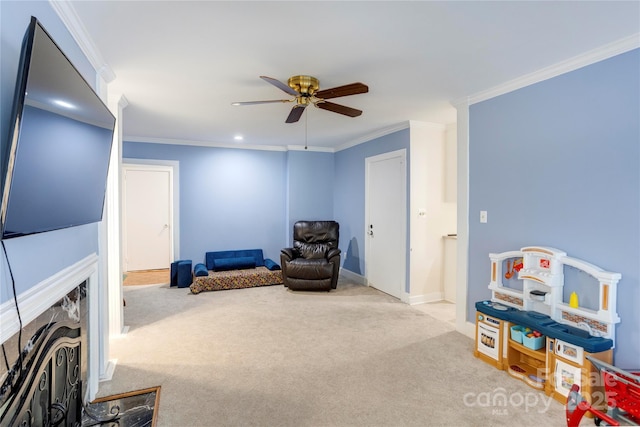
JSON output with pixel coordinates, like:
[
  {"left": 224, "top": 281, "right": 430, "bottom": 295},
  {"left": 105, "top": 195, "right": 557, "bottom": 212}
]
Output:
[{"left": 232, "top": 75, "right": 369, "bottom": 123}]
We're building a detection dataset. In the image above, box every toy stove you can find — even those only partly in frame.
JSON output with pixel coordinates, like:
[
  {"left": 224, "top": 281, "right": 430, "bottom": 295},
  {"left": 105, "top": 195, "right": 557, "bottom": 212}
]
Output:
[
  {"left": 488, "top": 246, "right": 621, "bottom": 347},
  {"left": 516, "top": 247, "right": 565, "bottom": 316},
  {"left": 490, "top": 247, "right": 564, "bottom": 316}
]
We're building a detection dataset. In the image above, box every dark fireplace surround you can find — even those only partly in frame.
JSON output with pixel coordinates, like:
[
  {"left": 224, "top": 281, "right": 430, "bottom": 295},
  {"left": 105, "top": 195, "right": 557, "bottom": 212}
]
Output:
[{"left": 0, "top": 281, "right": 88, "bottom": 426}]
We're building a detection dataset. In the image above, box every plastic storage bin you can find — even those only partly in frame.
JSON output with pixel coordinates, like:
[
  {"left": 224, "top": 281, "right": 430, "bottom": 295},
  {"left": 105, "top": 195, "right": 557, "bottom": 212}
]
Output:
[
  {"left": 510, "top": 325, "right": 524, "bottom": 343},
  {"left": 522, "top": 334, "right": 545, "bottom": 350}
]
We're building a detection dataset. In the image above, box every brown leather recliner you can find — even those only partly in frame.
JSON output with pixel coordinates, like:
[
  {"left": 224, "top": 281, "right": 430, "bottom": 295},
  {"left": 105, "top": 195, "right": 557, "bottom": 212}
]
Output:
[{"left": 280, "top": 221, "right": 340, "bottom": 291}]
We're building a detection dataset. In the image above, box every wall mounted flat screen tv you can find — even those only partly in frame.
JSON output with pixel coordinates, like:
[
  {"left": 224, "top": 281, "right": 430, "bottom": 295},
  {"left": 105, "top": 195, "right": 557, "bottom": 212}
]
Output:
[{"left": 1, "top": 17, "right": 116, "bottom": 239}]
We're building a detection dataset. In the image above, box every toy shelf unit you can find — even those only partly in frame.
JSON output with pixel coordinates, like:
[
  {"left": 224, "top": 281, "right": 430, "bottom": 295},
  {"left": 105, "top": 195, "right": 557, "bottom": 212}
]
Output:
[
  {"left": 488, "top": 246, "right": 621, "bottom": 347},
  {"left": 506, "top": 329, "right": 548, "bottom": 390}
]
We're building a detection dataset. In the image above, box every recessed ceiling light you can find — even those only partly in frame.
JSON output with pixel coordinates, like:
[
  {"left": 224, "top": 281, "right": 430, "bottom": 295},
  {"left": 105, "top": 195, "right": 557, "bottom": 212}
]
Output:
[{"left": 234, "top": 135, "right": 244, "bottom": 141}]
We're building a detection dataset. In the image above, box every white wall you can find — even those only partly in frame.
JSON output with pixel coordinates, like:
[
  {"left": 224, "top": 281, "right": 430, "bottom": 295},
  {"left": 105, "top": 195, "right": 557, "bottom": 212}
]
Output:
[
  {"left": 408, "top": 121, "right": 456, "bottom": 303},
  {"left": 444, "top": 123, "right": 457, "bottom": 204}
]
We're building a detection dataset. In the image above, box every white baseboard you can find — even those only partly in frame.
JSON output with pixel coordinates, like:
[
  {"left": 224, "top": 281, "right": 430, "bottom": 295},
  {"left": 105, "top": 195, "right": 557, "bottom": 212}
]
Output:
[
  {"left": 408, "top": 292, "right": 444, "bottom": 305},
  {"left": 459, "top": 320, "right": 475, "bottom": 339},
  {"left": 100, "top": 359, "right": 117, "bottom": 382},
  {"left": 339, "top": 268, "right": 367, "bottom": 285},
  {"left": 111, "top": 325, "right": 129, "bottom": 338}
]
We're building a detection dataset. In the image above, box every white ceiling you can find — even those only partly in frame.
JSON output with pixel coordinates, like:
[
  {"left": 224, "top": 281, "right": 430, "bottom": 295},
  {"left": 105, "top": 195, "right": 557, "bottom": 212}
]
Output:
[{"left": 67, "top": 1, "right": 640, "bottom": 151}]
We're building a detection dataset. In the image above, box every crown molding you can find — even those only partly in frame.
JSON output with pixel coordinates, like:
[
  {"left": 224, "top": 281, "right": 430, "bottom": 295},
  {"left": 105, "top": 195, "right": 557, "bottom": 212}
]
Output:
[
  {"left": 457, "top": 33, "right": 640, "bottom": 107},
  {"left": 450, "top": 97, "right": 470, "bottom": 110},
  {"left": 127, "top": 122, "right": 417, "bottom": 153},
  {"left": 113, "top": 94, "right": 129, "bottom": 109},
  {"left": 117, "top": 94, "right": 129, "bottom": 109},
  {"left": 49, "top": 0, "right": 116, "bottom": 83},
  {"left": 125, "top": 136, "right": 334, "bottom": 153},
  {"left": 124, "top": 136, "right": 290, "bottom": 152},
  {"left": 334, "top": 121, "right": 411, "bottom": 152},
  {"left": 286, "top": 145, "right": 335, "bottom": 153},
  {"left": 125, "top": 121, "right": 415, "bottom": 153}
]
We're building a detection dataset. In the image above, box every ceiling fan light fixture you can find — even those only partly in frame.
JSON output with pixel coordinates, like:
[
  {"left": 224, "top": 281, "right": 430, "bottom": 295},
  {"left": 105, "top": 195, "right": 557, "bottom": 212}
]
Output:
[
  {"left": 232, "top": 75, "right": 368, "bottom": 123},
  {"left": 287, "top": 75, "right": 319, "bottom": 96}
]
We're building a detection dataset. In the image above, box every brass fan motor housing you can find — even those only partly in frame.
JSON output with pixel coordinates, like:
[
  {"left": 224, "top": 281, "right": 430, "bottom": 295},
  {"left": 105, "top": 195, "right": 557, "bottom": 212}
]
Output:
[{"left": 288, "top": 75, "right": 320, "bottom": 102}]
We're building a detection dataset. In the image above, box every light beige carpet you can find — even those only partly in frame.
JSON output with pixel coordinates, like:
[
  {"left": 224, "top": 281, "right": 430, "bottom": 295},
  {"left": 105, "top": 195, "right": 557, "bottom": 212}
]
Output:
[{"left": 98, "top": 277, "right": 571, "bottom": 426}]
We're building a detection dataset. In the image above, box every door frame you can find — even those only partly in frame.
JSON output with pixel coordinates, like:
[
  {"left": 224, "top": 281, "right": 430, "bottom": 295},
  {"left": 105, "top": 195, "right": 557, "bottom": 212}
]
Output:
[
  {"left": 121, "top": 162, "right": 176, "bottom": 272},
  {"left": 364, "top": 149, "right": 407, "bottom": 300}
]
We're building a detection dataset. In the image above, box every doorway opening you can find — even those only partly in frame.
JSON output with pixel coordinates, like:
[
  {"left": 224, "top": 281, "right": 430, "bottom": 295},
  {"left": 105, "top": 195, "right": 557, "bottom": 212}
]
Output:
[{"left": 122, "top": 164, "right": 174, "bottom": 273}]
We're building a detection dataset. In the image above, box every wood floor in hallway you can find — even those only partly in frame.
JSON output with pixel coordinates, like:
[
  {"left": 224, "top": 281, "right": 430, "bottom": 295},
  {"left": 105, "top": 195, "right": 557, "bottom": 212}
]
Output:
[{"left": 123, "top": 269, "right": 170, "bottom": 286}]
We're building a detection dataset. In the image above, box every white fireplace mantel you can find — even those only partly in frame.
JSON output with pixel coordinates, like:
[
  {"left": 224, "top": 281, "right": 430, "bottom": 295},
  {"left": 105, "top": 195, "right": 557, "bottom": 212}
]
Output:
[{"left": 0, "top": 253, "right": 101, "bottom": 399}]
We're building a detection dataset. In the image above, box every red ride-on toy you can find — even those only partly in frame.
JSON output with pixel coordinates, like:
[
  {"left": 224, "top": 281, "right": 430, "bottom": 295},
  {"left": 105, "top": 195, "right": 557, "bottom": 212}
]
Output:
[
  {"left": 587, "top": 356, "right": 640, "bottom": 426},
  {"left": 566, "top": 355, "right": 640, "bottom": 426},
  {"left": 566, "top": 383, "right": 619, "bottom": 426}
]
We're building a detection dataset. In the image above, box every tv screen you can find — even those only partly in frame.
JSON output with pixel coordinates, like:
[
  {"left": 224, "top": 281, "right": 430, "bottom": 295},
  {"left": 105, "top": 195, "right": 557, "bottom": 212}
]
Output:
[{"left": 1, "top": 17, "right": 116, "bottom": 239}]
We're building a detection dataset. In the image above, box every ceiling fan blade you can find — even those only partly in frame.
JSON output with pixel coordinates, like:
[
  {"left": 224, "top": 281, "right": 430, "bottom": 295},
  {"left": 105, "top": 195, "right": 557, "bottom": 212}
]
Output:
[
  {"left": 315, "top": 101, "right": 362, "bottom": 118},
  {"left": 315, "top": 82, "right": 368, "bottom": 100},
  {"left": 285, "top": 104, "right": 307, "bottom": 123},
  {"left": 231, "top": 99, "right": 292, "bottom": 106},
  {"left": 260, "top": 76, "right": 299, "bottom": 96}
]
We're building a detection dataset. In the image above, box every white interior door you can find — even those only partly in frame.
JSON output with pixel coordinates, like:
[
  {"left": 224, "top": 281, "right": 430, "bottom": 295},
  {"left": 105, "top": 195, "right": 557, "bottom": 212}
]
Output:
[
  {"left": 123, "top": 165, "right": 173, "bottom": 271},
  {"left": 365, "top": 150, "right": 407, "bottom": 299}
]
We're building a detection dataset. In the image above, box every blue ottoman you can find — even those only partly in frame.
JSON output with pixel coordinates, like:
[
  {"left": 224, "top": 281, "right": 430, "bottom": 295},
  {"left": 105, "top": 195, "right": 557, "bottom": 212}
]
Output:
[{"left": 170, "top": 260, "right": 192, "bottom": 288}]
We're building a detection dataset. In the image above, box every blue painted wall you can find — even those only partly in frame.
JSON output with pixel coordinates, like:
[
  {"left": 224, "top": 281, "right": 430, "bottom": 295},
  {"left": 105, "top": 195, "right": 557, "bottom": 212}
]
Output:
[
  {"left": 123, "top": 142, "right": 289, "bottom": 265},
  {"left": 468, "top": 49, "right": 639, "bottom": 367},
  {"left": 285, "top": 150, "right": 335, "bottom": 243},
  {"left": 1, "top": 2, "right": 102, "bottom": 304},
  {"left": 334, "top": 129, "right": 410, "bottom": 283}
]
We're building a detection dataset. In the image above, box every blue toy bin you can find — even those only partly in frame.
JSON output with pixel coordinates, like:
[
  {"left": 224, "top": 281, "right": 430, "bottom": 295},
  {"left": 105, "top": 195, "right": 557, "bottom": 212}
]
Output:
[
  {"left": 510, "top": 325, "right": 524, "bottom": 343},
  {"left": 522, "top": 334, "right": 545, "bottom": 350}
]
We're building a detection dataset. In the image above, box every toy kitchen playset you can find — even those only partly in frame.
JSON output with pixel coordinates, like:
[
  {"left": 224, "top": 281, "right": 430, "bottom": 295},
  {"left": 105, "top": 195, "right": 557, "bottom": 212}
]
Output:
[{"left": 474, "top": 246, "right": 624, "bottom": 411}]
